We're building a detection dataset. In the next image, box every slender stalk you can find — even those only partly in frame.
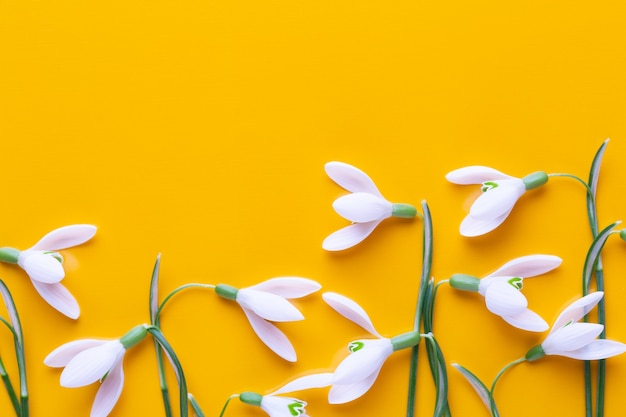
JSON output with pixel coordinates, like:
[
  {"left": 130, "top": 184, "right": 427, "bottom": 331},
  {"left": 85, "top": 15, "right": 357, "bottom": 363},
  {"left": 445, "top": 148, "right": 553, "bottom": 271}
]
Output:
[
  {"left": 489, "top": 358, "right": 526, "bottom": 417},
  {"left": 219, "top": 394, "right": 240, "bottom": 417},
  {"left": 0, "top": 353, "right": 20, "bottom": 416},
  {"left": 147, "top": 326, "right": 188, "bottom": 417},
  {"left": 406, "top": 201, "right": 432, "bottom": 417}
]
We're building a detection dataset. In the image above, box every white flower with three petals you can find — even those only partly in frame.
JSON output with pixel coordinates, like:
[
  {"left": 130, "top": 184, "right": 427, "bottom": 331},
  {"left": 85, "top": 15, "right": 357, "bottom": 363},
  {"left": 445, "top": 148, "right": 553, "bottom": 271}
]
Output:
[
  {"left": 322, "top": 292, "right": 420, "bottom": 404},
  {"left": 526, "top": 291, "right": 626, "bottom": 361},
  {"left": 450, "top": 254, "right": 561, "bottom": 332},
  {"left": 215, "top": 277, "right": 321, "bottom": 362},
  {"left": 44, "top": 325, "right": 148, "bottom": 417},
  {"left": 238, "top": 373, "right": 333, "bottom": 417},
  {"left": 0, "top": 224, "right": 97, "bottom": 319},
  {"left": 446, "top": 166, "right": 548, "bottom": 236},
  {"left": 323, "top": 161, "right": 417, "bottom": 251}
]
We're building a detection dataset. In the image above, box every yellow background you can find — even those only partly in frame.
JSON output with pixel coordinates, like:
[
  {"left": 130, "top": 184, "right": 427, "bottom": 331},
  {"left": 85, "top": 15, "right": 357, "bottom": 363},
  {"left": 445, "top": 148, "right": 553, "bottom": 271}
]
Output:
[{"left": 1, "top": 0, "right": 626, "bottom": 416}]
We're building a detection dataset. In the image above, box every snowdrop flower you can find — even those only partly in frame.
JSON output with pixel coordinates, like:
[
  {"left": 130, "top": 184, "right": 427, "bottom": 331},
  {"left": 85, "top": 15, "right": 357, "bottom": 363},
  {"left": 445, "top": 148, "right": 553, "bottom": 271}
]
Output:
[
  {"left": 446, "top": 166, "right": 548, "bottom": 236},
  {"left": 215, "top": 277, "right": 321, "bottom": 362},
  {"left": 525, "top": 292, "right": 626, "bottom": 361},
  {"left": 323, "top": 161, "right": 417, "bottom": 251},
  {"left": 0, "top": 224, "right": 97, "bottom": 319},
  {"left": 322, "top": 292, "right": 420, "bottom": 403},
  {"left": 238, "top": 373, "right": 333, "bottom": 417},
  {"left": 449, "top": 254, "right": 561, "bottom": 332},
  {"left": 44, "top": 325, "right": 148, "bottom": 417}
]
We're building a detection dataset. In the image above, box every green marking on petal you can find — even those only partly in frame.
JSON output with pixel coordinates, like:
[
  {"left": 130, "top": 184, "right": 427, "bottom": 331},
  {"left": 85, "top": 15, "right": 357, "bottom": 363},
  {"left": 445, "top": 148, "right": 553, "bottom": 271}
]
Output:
[
  {"left": 481, "top": 181, "right": 498, "bottom": 192},
  {"left": 349, "top": 341, "right": 365, "bottom": 353},
  {"left": 44, "top": 251, "right": 64, "bottom": 264},
  {"left": 508, "top": 277, "right": 523, "bottom": 290},
  {"left": 288, "top": 401, "right": 306, "bottom": 416}
]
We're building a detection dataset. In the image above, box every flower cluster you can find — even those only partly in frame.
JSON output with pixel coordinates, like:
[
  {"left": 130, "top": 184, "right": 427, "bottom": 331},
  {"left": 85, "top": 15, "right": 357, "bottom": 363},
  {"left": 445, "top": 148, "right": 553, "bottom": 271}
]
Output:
[{"left": 2, "top": 147, "right": 625, "bottom": 417}]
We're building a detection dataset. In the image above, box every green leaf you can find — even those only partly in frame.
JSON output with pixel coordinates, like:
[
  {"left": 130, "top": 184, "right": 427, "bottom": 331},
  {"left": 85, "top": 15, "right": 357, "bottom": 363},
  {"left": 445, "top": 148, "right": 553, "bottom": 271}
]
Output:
[
  {"left": 149, "top": 253, "right": 162, "bottom": 326},
  {"left": 451, "top": 363, "right": 491, "bottom": 412},
  {"left": 583, "top": 221, "right": 620, "bottom": 294}
]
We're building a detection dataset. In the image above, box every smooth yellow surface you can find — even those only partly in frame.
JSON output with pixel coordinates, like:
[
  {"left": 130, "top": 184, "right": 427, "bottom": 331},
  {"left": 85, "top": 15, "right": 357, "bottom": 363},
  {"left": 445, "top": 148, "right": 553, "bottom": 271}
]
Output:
[{"left": 1, "top": 1, "right": 626, "bottom": 416}]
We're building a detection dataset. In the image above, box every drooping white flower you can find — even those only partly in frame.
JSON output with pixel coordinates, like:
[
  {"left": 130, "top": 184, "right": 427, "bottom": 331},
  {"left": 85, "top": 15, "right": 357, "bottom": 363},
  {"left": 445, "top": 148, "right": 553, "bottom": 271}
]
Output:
[
  {"left": 449, "top": 254, "right": 561, "bottom": 332},
  {"left": 323, "top": 161, "right": 416, "bottom": 251},
  {"left": 445, "top": 166, "right": 548, "bottom": 236},
  {"left": 322, "top": 292, "right": 419, "bottom": 403},
  {"left": 0, "top": 224, "right": 97, "bottom": 319},
  {"left": 215, "top": 277, "right": 321, "bottom": 362},
  {"left": 526, "top": 292, "right": 626, "bottom": 361},
  {"left": 239, "top": 373, "right": 333, "bottom": 417},
  {"left": 44, "top": 325, "right": 148, "bottom": 417}
]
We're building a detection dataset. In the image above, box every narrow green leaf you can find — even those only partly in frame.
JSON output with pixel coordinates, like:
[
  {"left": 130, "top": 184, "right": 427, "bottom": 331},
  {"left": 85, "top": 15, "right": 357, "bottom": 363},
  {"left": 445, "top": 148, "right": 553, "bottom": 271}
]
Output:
[
  {"left": 149, "top": 253, "right": 162, "bottom": 326},
  {"left": 583, "top": 221, "right": 620, "bottom": 294},
  {"left": 188, "top": 393, "right": 205, "bottom": 417},
  {"left": 586, "top": 139, "right": 609, "bottom": 234},
  {"left": 148, "top": 327, "right": 188, "bottom": 417},
  {"left": 451, "top": 363, "right": 491, "bottom": 412}
]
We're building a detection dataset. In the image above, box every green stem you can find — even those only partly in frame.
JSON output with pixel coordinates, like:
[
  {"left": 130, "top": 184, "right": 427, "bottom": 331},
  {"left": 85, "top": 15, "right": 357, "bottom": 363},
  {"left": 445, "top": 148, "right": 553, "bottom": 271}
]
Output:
[
  {"left": 0, "top": 354, "right": 20, "bottom": 417},
  {"left": 218, "top": 394, "right": 240, "bottom": 417},
  {"left": 147, "top": 326, "right": 188, "bottom": 417},
  {"left": 155, "top": 283, "right": 216, "bottom": 326},
  {"left": 489, "top": 358, "right": 525, "bottom": 417},
  {"left": 152, "top": 283, "right": 214, "bottom": 417},
  {"left": 407, "top": 201, "right": 431, "bottom": 417}
]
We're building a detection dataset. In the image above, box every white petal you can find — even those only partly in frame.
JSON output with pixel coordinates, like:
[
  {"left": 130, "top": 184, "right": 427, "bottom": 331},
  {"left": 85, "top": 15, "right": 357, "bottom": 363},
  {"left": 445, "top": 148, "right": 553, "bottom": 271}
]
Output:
[
  {"left": 459, "top": 211, "right": 510, "bottom": 237},
  {"left": 556, "top": 340, "right": 626, "bottom": 360},
  {"left": 261, "top": 396, "right": 306, "bottom": 417},
  {"left": 484, "top": 281, "right": 527, "bottom": 317},
  {"left": 332, "top": 193, "right": 392, "bottom": 223},
  {"left": 333, "top": 339, "right": 392, "bottom": 385},
  {"left": 550, "top": 292, "right": 603, "bottom": 334},
  {"left": 322, "top": 221, "right": 380, "bottom": 251},
  {"left": 30, "top": 280, "right": 80, "bottom": 319},
  {"left": 543, "top": 323, "right": 604, "bottom": 354},
  {"left": 501, "top": 309, "right": 549, "bottom": 332},
  {"left": 271, "top": 373, "right": 334, "bottom": 395},
  {"left": 325, "top": 162, "right": 383, "bottom": 197},
  {"left": 469, "top": 180, "right": 525, "bottom": 220},
  {"left": 246, "top": 278, "right": 321, "bottom": 299},
  {"left": 487, "top": 255, "right": 562, "bottom": 279},
  {"left": 238, "top": 289, "right": 303, "bottom": 322},
  {"left": 18, "top": 252, "right": 65, "bottom": 284},
  {"left": 322, "top": 292, "right": 383, "bottom": 338},
  {"left": 445, "top": 166, "right": 515, "bottom": 185},
  {"left": 45, "top": 339, "right": 107, "bottom": 367},
  {"left": 91, "top": 360, "right": 124, "bottom": 417},
  {"left": 242, "top": 308, "right": 297, "bottom": 362},
  {"left": 30, "top": 224, "right": 97, "bottom": 251},
  {"left": 61, "top": 342, "right": 124, "bottom": 387},
  {"left": 328, "top": 366, "right": 382, "bottom": 404}
]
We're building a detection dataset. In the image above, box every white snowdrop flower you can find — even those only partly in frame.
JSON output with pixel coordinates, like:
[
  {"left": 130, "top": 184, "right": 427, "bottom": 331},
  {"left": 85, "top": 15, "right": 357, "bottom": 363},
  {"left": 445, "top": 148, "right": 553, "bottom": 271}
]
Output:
[
  {"left": 446, "top": 166, "right": 548, "bottom": 237},
  {"left": 215, "top": 277, "right": 321, "bottom": 362},
  {"left": 526, "top": 292, "right": 626, "bottom": 361},
  {"left": 0, "top": 224, "right": 97, "bottom": 319},
  {"left": 322, "top": 292, "right": 419, "bottom": 403},
  {"left": 239, "top": 373, "right": 333, "bottom": 417},
  {"left": 323, "top": 161, "right": 416, "bottom": 251},
  {"left": 44, "top": 325, "right": 148, "bottom": 417},
  {"left": 449, "top": 254, "right": 561, "bottom": 332}
]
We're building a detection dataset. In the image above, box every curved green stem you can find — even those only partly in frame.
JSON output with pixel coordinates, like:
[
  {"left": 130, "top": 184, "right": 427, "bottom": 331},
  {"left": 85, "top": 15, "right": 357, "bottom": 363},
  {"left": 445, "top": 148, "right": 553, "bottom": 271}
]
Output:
[
  {"left": 407, "top": 201, "right": 431, "bottom": 417},
  {"left": 147, "top": 326, "right": 188, "bottom": 417},
  {"left": 155, "top": 283, "right": 215, "bottom": 327},
  {"left": 489, "top": 358, "right": 525, "bottom": 417},
  {"left": 0, "top": 354, "right": 20, "bottom": 417},
  {"left": 219, "top": 394, "right": 240, "bottom": 417}
]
